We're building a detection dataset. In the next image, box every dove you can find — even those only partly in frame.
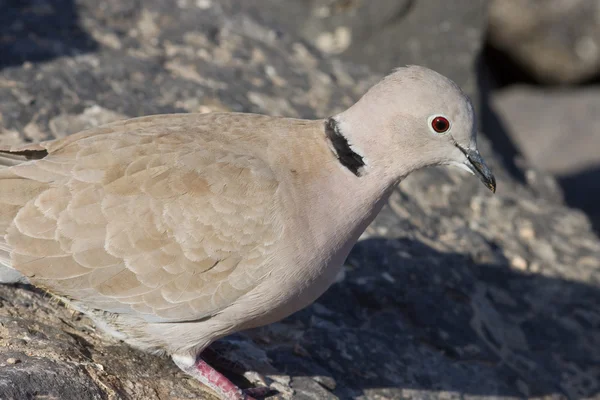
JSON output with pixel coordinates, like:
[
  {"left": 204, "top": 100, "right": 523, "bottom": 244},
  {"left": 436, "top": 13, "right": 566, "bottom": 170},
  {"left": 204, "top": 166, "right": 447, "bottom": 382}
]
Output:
[{"left": 0, "top": 66, "right": 495, "bottom": 399}]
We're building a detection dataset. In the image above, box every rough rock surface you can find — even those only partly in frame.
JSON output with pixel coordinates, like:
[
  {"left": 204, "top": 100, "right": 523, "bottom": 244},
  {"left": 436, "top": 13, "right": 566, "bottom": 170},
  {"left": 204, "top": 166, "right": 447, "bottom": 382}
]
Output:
[
  {"left": 488, "top": 0, "right": 600, "bottom": 84},
  {"left": 1, "top": 1, "right": 599, "bottom": 400},
  {"left": 228, "top": 0, "right": 488, "bottom": 103},
  {"left": 492, "top": 85, "right": 600, "bottom": 235}
]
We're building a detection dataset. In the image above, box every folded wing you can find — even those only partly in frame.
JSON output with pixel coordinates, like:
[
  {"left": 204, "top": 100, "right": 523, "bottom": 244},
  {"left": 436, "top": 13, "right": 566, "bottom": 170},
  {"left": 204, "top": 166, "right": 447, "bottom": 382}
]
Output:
[{"left": 0, "top": 117, "right": 282, "bottom": 322}]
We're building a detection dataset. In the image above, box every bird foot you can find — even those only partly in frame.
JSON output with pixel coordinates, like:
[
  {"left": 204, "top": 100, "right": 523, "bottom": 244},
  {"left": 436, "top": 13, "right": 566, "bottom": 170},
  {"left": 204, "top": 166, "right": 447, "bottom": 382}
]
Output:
[{"left": 172, "top": 354, "right": 272, "bottom": 400}]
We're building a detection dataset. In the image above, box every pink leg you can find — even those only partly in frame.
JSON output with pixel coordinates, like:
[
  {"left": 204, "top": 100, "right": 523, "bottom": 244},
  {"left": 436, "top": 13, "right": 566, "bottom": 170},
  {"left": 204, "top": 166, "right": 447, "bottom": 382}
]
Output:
[{"left": 172, "top": 354, "right": 269, "bottom": 400}]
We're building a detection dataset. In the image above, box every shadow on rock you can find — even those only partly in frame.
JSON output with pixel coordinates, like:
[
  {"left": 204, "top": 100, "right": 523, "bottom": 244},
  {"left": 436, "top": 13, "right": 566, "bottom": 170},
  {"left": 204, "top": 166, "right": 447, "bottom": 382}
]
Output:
[
  {"left": 227, "top": 237, "right": 600, "bottom": 399},
  {"left": 477, "top": 54, "right": 527, "bottom": 185},
  {"left": 0, "top": 0, "right": 97, "bottom": 69},
  {"left": 559, "top": 166, "right": 600, "bottom": 237}
]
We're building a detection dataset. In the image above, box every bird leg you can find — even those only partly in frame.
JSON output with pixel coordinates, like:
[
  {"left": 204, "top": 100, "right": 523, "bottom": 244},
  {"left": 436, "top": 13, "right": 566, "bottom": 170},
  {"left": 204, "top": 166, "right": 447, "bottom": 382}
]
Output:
[
  {"left": 202, "top": 344, "right": 247, "bottom": 374},
  {"left": 172, "top": 354, "right": 270, "bottom": 400}
]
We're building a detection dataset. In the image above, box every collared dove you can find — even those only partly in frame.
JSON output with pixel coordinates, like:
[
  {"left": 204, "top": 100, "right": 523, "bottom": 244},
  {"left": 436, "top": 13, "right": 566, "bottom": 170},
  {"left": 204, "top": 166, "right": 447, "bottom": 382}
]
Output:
[{"left": 0, "top": 66, "right": 495, "bottom": 399}]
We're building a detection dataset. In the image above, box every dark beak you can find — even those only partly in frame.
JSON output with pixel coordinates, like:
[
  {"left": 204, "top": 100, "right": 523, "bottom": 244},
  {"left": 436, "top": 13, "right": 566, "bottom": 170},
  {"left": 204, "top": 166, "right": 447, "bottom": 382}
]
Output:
[{"left": 456, "top": 145, "right": 496, "bottom": 193}]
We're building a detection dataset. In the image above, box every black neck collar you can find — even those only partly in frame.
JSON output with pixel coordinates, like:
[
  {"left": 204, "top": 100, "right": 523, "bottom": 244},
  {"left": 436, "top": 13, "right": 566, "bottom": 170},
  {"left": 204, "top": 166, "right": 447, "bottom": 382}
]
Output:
[{"left": 324, "top": 118, "right": 365, "bottom": 177}]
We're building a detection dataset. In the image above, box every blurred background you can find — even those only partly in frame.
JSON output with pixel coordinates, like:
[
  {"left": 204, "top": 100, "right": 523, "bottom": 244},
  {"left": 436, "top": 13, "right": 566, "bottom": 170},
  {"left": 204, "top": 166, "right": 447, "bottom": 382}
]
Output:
[{"left": 0, "top": 1, "right": 599, "bottom": 399}]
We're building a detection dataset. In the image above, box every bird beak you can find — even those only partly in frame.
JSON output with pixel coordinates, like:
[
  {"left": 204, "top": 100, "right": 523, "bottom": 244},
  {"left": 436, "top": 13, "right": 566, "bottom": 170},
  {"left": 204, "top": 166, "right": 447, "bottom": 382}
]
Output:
[{"left": 455, "top": 145, "right": 496, "bottom": 193}]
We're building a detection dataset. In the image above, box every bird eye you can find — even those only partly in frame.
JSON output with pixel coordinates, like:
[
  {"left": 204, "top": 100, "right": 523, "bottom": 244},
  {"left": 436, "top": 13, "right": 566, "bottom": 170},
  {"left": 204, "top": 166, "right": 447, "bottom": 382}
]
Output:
[{"left": 431, "top": 116, "right": 450, "bottom": 133}]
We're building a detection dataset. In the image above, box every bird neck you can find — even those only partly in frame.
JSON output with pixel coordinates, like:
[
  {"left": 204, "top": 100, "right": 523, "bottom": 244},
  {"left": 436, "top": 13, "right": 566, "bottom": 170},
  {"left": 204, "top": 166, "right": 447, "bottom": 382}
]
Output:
[
  {"left": 306, "top": 116, "right": 400, "bottom": 244},
  {"left": 332, "top": 105, "right": 409, "bottom": 187},
  {"left": 323, "top": 117, "right": 366, "bottom": 177}
]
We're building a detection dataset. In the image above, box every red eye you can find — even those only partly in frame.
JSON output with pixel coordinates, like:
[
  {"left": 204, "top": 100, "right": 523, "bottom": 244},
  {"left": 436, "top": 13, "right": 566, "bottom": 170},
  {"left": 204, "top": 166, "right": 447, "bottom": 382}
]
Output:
[{"left": 431, "top": 116, "right": 450, "bottom": 133}]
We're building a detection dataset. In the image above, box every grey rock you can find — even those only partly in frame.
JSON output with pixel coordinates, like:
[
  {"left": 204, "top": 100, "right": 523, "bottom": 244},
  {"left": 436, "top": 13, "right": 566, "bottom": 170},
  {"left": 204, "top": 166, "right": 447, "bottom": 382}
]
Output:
[
  {"left": 492, "top": 86, "right": 600, "bottom": 176},
  {"left": 0, "top": 1, "right": 599, "bottom": 400},
  {"left": 0, "top": 0, "right": 98, "bottom": 69},
  {"left": 225, "top": 0, "right": 488, "bottom": 101},
  {"left": 477, "top": 62, "right": 567, "bottom": 209},
  {"left": 492, "top": 84, "right": 600, "bottom": 235},
  {"left": 488, "top": 0, "right": 600, "bottom": 84},
  {"left": 0, "top": 286, "right": 217, "bottom": 400}
]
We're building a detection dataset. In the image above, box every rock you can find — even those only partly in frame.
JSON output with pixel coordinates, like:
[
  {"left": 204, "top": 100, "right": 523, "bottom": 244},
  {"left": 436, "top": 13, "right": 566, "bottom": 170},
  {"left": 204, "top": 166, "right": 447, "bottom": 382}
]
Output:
[
  {"left": 492, "top": 85, "right": 600, "bottom": 233},
  {"left": 488, "top": 0, "right": 600, "bottom": 84},
  {"left": 0, "top": 0, "right": 98, "bottom": 69},
  {"left": 0, "top": 285, "right": 211, "bottom": 400},
  {"left": 229, "top": 0, "right": 488, "bottom": 100},
  {"left": 1, "top": 1, "right": 599, "bottom": 399},
  {"left": 0, "top": 0, "right": 376, "bottom": 140},
  {"left": 492, "top": 86, "right": 600, "bottom": 176}
]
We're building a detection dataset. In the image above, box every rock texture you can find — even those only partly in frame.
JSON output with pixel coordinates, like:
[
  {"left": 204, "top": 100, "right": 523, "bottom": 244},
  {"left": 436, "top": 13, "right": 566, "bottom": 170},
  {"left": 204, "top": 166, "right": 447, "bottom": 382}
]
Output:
[
  {"left": 492, "top": 85, "right": 600, "bottom": 235},
  {"left": 229, "top": 0, "right": 487, "bottom": 102},
  {"left": 1, "top": 1, "right": 599, "bottom": 400},
  {"left": 492, "top": 86, "right": 600, "bottom": 176},
  {"left": 488, "top": 0, "right": 600, "bottom": 84}
]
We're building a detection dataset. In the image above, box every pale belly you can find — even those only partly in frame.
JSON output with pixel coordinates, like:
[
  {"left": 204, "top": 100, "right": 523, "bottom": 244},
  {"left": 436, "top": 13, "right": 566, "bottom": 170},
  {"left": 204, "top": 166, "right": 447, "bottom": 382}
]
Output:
[
  {"left": 238, "top": 250, "right": 350, "bottom": 330},
  {"left": 229, "top": 221, "right": 370, "bottom": 332},
  {"left": 233, "top": 192, "right": 391, "bottom": 330}
]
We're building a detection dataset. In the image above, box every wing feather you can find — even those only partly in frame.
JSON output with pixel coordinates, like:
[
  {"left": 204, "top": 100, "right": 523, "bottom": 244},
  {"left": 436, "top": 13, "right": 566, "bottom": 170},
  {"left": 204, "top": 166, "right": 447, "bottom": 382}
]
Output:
[{"left": 3, "top": 116, "right": 283, "bottom": 322}]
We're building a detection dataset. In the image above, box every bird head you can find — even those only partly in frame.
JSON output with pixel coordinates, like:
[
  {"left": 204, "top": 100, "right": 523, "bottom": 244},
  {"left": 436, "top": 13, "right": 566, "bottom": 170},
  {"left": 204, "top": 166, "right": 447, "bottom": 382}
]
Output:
[{"left": 333, "top": 65, "right": 496, "bottom": 193}]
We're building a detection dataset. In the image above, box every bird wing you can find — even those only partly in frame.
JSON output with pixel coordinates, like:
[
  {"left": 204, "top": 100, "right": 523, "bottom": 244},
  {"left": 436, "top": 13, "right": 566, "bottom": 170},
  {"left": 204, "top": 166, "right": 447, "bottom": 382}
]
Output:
[{"left": 0, "top": 114, "right": 283, "bottom": 322}]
